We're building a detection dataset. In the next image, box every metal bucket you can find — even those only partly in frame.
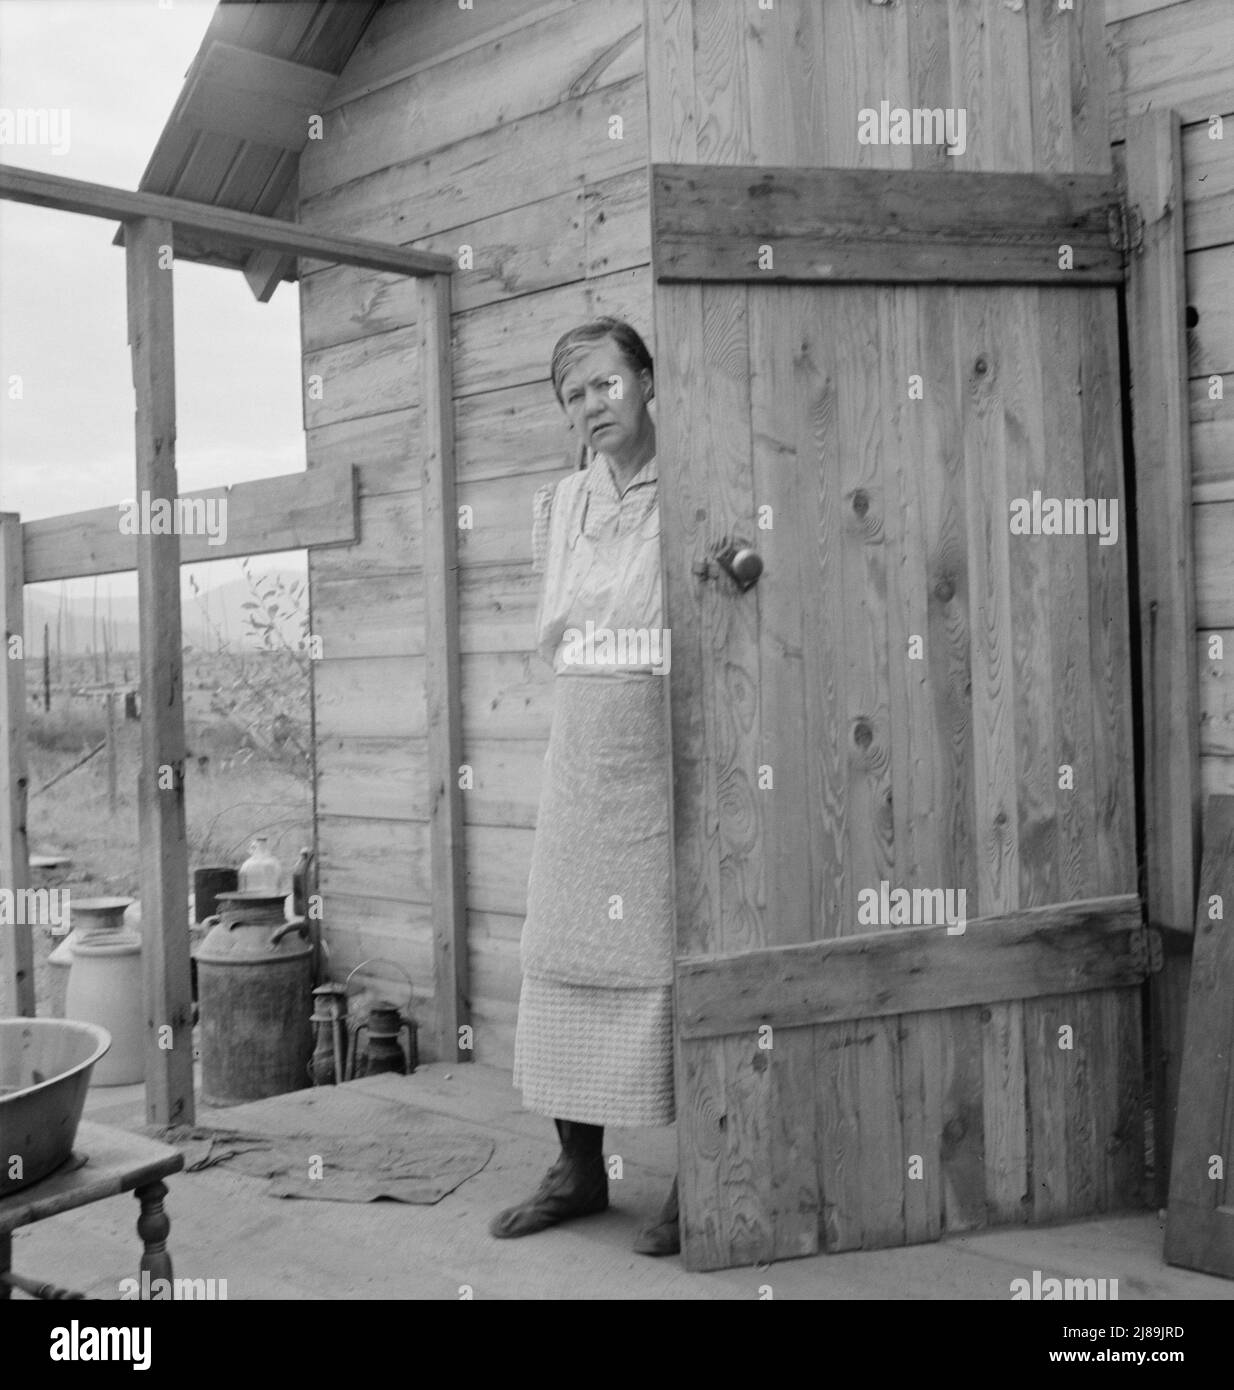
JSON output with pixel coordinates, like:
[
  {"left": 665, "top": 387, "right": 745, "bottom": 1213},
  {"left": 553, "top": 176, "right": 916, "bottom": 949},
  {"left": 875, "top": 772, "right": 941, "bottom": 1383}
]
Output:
[{"left": 196, "top": 891, "right": 313, "bottom": 1106}]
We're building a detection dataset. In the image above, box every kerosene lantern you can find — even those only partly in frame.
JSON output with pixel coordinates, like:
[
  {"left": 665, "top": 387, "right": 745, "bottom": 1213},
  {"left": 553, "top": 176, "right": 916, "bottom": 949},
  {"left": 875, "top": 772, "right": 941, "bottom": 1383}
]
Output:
[
  {"left": 343, "top": 959, "right": 418, "bottom": 1078},
  {"left": 309, "top": 981, "right": 349, "bottom": 1086}
]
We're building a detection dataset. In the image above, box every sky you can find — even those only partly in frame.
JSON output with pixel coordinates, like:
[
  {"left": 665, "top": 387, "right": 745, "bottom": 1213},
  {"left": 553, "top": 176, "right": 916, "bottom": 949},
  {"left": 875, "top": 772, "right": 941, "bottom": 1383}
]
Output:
[{"left": 0, "top": 0, "right": 307, "bottom": 603}]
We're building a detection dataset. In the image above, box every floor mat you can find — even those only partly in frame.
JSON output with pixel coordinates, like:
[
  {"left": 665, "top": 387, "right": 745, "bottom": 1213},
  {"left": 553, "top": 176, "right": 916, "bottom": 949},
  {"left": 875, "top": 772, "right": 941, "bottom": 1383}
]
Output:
[{"left": 149, "top": 1116, "right": 495, "bottom": 1204}]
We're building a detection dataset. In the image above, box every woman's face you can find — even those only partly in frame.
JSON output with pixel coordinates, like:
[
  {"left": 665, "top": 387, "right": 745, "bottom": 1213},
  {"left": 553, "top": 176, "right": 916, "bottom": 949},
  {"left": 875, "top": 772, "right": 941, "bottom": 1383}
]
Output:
[{"left": 558, "top": 338, "right": 653, "bottom": 460}]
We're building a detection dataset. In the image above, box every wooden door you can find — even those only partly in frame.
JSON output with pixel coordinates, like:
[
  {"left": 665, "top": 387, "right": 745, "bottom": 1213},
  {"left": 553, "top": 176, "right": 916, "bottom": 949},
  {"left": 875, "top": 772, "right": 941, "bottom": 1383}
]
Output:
[
  {"left": 646, "top": 0, "right": 1152, "bottom": 1276},
  {"left": 657, "top": 269, "right": 1148, "bottom": 1272}
]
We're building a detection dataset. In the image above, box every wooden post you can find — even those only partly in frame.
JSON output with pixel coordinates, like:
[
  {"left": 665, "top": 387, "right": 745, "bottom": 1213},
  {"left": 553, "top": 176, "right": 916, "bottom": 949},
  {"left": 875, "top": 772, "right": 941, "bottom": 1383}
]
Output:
[
  {"left": 418, "top": 272, "right": 469, "bottom": 1063},
  {"left": 42, "top": 624, "right": 50, "bottom": 711},
  {"left": 106, "top": 691, "right": 117, "bottom": 815},
  {"left": 1164, "top": 795, "right": 1234, "bottom": 1276},
  {"left": 1123, "top": 110, "right": 1200, "bottom": 1203},
  {"left": 126, "top": 217, "right": 194, "bottom": 1126},
  {"left": 0, "top": 513, "right": 34, "bottom": 1016}
]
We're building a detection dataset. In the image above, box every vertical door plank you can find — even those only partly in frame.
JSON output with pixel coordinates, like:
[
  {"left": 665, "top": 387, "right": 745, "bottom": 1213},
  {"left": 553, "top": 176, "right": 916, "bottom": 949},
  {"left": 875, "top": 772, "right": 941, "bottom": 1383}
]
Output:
[
  {"left": 959, "top": 290, "right": 1019, "bottom": 914},
  {"left": 643, "top": 0, "right": 698, "bottom": 164},
  {"left": 906, "top": 0, "right": 954, "bottom": 172},
  {"left": 816, "top": 1018, "right": 865, "bottom": 1251},
  {"left": 985, "top": 0, "right": 1033, "bottom": 172},
  {"left": 699, "top": 285, "right": 761, "bottom": 954},
  {"left": 1080, "top": 288, "right": 1137, "bottom": 897},
  {"left": 1069, "top": 0, "right": 1113, "bottom": 174},
  {"left": 1005, "top": 289, "right": 1058, "bottom": 909},
  {"left": 1039, "top": 291, "right": 1099, "bottom": 902},
  {"left": 676, "top": 1034, "right": 730, "bottom": 1270},
  {"left": 690, "top": 0, "right": 750, "bottom": 164},
  {"left": 939, "top": 1003, "right": 988, "bottom": 1231},
  {"left": 659, "top": 282, "right": 715, "bottom": 957},
  {"left": 1027, "top": 0, "right": 1075, "bottom": 172},
  {"left": 745, "top": 0, "right": 826, "bottom": 167},
  {"left": 1102, "top": 985, "right": 1147, "bottom": 1211},
  {"left": 1062, "top": 989, "right": 1101, "bottom": 1217},
  {"left": 900, "top": 283, "right": 972, "bottom": 1242},
  {"left": 981, "top": 998, "right": 1029, "bottom": 1224},
  {"left": 1026, "top": 993, "right": 1071, "bottom": 1221},
  {"left": 748, "top": 285, "right": 823, "bottom": 1258},
  {"left": 899, "top": 1008, "right": 945, "bottom": 1243},
  {"left": 838, "top": 285, "right": 905, "bottom": 1247},
  {"left": 659, "top": 279, "right": 726, "bottom": 1271}
]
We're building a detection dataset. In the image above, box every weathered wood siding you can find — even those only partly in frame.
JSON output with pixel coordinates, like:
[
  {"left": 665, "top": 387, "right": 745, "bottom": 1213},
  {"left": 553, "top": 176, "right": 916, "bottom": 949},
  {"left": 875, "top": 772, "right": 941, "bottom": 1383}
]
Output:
[
  {"left": 1108, "top": 0, "right": 1234, "bottom": 803},
  {"left": 297, "top": 0, "right": 650, "bottom": 1061}
]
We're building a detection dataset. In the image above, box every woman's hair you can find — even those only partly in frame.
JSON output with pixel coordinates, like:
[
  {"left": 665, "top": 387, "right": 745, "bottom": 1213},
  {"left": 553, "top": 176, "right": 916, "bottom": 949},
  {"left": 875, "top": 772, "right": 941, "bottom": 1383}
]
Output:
[{"left": 549, "top": 317, "right": 654, "bottom": 406}]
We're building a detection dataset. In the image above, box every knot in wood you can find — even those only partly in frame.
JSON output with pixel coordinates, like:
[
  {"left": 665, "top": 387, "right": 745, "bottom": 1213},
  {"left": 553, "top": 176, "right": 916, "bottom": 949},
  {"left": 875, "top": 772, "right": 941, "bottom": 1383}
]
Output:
[
  {"left": 851, "top": 488, "right": 869, "bottom": 517},
  {"left": 853, "top": 719, "right": 873, "bottom": 749},
  {"left": 974, "top": 356, "right": 989, "bottom": 376},
  {"left": 934, "top": 574, "right": 955, "bottom": 603}
]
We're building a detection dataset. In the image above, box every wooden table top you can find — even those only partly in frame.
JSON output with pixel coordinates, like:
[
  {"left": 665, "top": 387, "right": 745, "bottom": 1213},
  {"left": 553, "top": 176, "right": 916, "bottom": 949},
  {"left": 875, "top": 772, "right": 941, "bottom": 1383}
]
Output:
[{"left": 0, "top": 1121, "right": 183, "bottom": 1233}]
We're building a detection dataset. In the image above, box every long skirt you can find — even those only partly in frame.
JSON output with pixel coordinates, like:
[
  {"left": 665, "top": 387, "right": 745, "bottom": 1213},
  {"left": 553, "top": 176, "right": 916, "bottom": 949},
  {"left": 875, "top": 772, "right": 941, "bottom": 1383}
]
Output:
[
  {"left": 513, "top": 674, "right": 676, "bottom": 1127},
  {"left": 513, "top": 973, "right": 675, "bottom": 1127}
]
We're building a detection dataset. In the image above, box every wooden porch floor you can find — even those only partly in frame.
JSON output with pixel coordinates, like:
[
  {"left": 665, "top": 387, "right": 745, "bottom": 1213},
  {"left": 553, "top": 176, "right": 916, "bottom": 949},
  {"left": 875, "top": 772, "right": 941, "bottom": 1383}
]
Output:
[{"left": 13, "top": 1062, "right": 1232, "bottom": 1300}]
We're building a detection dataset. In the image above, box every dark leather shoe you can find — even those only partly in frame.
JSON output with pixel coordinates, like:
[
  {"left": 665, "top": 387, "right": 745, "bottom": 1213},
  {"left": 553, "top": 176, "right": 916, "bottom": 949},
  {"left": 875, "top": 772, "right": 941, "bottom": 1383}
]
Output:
[
  {"left": 633, "top": 1176, "right": 679, "bottom": 1256},
  {"left": 489, "top": 1152, "right": 609, "bottom": 1239}
]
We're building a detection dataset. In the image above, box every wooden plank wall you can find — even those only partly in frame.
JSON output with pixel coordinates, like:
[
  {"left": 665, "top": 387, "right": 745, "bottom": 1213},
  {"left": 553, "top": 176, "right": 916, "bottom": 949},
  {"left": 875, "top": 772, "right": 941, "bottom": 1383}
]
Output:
[
  {"left": 649, "top": 0, "right": 1143, "bottom": 1259},
  {"left": 296, "top": 0, "right": 650, "bottom": 1061},
  {"left": 1108, "top": 0, "right": 1234, "bottom": 806}
]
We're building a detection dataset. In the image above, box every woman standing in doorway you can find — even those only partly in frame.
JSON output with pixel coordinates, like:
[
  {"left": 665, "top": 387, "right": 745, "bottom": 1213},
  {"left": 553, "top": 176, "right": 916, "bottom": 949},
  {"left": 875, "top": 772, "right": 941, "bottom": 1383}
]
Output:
[{"left": 488, "top": 317, "right": 679, "bottom": 1257}]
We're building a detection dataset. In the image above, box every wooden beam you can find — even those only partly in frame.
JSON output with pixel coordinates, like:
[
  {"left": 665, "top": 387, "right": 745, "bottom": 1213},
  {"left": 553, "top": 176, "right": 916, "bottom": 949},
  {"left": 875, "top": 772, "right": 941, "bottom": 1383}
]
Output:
[
  {"left": 21, "top": 463, "right": 358, "bottom": 583},
  {"left": 242, "top": 172, "right": 299, "bottom": 303},
  {"left": 180, "top": 41, "right": 336, "bottom": 151},
  {"left": 418, "top": 273, "right": 469, "bottom": 1062},
  {"left": 675, "top": 896, "right": 1144, "bottom": 1040},
  {"left": 126, "top": 218, "right": 194, "bottom": 1127},
  {"left": 0, "top": 164, "right": 454, "bottom": 278},
  {"left": 1165, "top": 795, "right": 1234, "bottom": 1276},
  {"left": 651, "top": 164, "right": 1126, "bottom": 285},
  {"left": 1124, "top": 109, "right": 1201, "bottom": 1205},
  {"left": 0, "top": 514, "right": 34, "bottom": 1017}
]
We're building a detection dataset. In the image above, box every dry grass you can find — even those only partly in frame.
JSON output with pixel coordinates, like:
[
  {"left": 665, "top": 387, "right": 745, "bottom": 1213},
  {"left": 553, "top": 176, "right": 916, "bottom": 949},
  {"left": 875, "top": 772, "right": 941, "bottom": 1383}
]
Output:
[{"left": 23, "top": 654, "right": 311, "bottom": 1013}]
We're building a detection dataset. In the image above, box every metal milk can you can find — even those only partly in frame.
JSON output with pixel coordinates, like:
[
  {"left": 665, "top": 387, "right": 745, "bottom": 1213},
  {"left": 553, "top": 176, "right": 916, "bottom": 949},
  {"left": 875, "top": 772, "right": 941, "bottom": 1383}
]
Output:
[
  {"left": 64, "top": 897, "right": 144, "bottom": 1085},
  {"left": 196, "top": 891, "right": 313, "bottom": 1106}
]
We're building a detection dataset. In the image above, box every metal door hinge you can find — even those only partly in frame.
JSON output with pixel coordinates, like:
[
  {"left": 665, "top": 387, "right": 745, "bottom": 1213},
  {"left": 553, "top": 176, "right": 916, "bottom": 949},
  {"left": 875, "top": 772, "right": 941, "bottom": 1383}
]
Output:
[{"left": 1109, "top": 202, "right": 1144, "bottom": 255}]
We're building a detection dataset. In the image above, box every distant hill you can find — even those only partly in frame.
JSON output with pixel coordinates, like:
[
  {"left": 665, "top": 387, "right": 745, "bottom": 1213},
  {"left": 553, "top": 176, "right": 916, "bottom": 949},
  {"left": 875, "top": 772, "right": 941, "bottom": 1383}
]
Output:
[{"left": 23, "top": 569, "right": 307, "bottom": 657}]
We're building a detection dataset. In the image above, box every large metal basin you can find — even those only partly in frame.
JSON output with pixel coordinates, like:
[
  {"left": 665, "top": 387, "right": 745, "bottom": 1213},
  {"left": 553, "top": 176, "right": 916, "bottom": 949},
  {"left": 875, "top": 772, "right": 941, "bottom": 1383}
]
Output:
[{"left": 0, "top": 1018, "right": 111, "bottom": 1198}]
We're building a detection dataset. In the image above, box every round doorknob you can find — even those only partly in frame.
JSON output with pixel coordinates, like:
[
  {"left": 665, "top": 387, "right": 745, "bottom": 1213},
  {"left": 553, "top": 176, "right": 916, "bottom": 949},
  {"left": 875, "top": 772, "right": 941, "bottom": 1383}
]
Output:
[
  {"left": 712, "top": 539, "right": 763, "bottom": 591},
  {"left": 727, "top": 546, "right": 763, "bottom": 589}
]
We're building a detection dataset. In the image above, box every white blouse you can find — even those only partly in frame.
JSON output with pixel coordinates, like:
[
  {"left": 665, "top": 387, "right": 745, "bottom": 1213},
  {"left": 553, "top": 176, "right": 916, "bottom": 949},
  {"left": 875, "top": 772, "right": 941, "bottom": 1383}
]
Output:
[{"left": 531, "top": 452, "right": 664, "bottom": 676}]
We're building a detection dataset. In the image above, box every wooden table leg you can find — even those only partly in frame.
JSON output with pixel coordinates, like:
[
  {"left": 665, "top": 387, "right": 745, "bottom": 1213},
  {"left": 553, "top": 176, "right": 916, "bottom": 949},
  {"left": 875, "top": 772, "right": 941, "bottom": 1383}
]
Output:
[
  {"left": 134, "top": 1180, "right": 172, "bottom": 1298},
  {"left": 0, "top": 1232, "right": 11, "bottom": 1300}
]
